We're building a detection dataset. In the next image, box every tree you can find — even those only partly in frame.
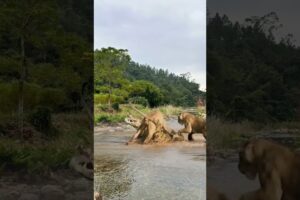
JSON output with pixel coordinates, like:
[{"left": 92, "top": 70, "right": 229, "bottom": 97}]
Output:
[
  {"left": 129, "top": 80, "right": 163, "bottom": 107},
  {"left": 207, "top": 12, "right": 299, "bottom": 122},
  {"left": 0, "top": 0, "right": 57, "bottom": 137},
  {"left": 94, "top": 47, "right": 131, "bottom": 108}
]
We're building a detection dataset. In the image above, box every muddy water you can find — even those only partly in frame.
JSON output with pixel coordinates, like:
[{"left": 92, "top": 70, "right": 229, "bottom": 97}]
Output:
[
  {"left": 208, "top": 159, "right": 259, "bottom": 200},
  {"left": 94, "top": 119, "right": 206, "bottom": 200}
]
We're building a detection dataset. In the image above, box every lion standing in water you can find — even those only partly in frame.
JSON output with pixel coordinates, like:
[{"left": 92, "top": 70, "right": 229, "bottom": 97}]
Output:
[{"left": 178, "top": 112, "right": 206, "bottom": 140}]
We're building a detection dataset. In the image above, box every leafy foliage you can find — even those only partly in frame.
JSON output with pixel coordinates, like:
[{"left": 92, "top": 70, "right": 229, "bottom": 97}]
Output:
[
  {"left": 94, "top": 47, "right": 131, "bottom": 106},
  {"left": 128, "top": 96, "right": 149, "bottom": 107},
  {"left": 0, "top": 0, "right": 93, "bottom": 172},
  {"left": 29, "top": 106, "right": 52, "bottom": 132},
  {"left": 207, "top": 12, "right": 300, "bottom": 122},
  {"left": 125, "top": 63, "right": 205, "bottom": 107},
  {"left": 0, "top": 0, "right": 93, "bottom": 114},
  {"left": 94, "top": 48, "right": 205, "bottom": 107}
]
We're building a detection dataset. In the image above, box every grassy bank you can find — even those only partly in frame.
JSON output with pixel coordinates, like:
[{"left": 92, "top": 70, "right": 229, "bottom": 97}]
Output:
[
  {"left": 94, "top": 104, "right": 206, "bottom": 124},
  {"left": 0, "top": 113, "right": 92, "bottom": 174},
  {"left": 208, "top": 116, "right": 300, "bottom": 154}
]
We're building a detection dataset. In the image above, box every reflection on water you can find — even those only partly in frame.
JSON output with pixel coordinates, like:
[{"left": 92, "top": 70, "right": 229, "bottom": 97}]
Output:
[{"left": 94, "top": 119, "right": 206, "bottom": 200}]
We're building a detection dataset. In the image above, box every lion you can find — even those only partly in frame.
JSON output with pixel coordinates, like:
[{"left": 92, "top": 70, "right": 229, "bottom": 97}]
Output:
[
  {"left": 128, "top": 110, "right": 170, "bottom": 144},
  {"left": 178, "top": 112, "right": 206, "bottom": 140},
  {"left": 238, "top": 138, "right": 300, "bottom": 200},
  {"left": 124, "top": 115, "right": 141, "bottom": 129}
]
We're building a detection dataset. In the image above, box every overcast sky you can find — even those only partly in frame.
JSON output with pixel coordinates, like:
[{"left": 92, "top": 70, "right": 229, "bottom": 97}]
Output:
[
  {"left": 209, "top": 0, "right": 300, "bottom": 46},
  {"left": 94, "top": 0, "right": 206, "bottom": 90}
]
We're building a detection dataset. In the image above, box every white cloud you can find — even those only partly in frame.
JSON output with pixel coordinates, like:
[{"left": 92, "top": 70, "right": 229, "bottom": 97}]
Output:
[{"left": 94, "top": 0, "right": 206, "bottom": 90}]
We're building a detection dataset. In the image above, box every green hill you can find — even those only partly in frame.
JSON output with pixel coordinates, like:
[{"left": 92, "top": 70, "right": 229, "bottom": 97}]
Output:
[{"left": 94, "top": 48, "right": 205, "bottom": 107}]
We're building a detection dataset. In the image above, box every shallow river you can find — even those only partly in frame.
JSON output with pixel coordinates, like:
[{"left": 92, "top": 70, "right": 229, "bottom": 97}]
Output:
[{"left": 94, "top": 119, "right": 206, "bottom": 200}]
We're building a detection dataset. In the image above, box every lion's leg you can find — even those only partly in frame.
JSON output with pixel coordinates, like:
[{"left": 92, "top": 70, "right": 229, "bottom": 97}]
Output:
[
  {"left": 129, "top": 126, "right": 144, "bottom": 142},
  {"left": 143, "top": 122, "right": 156, "bottom": 144},
  {"left": 178, "top": 123, "right": 192, "bottom": 134},
  {"left": 188, "top": 133, "right": 194, "bottom": 141}
]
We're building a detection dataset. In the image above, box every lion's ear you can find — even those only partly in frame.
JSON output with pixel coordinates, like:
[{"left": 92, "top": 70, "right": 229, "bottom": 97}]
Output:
[{"left": 179, "top": 113, "right": 183, "bottom": 120}]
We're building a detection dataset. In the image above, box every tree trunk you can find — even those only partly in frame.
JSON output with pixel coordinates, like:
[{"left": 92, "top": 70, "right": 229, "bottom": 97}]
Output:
[
  {"left": 108, "top": 80, "right": 112, "bottom": 109},
  {"left": 18, "top": 35, "right": 25, "bottom": 139}
]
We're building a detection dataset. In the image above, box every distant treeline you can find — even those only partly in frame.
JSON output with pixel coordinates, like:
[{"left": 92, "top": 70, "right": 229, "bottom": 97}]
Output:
[
  {"left": 207, "top": 12, "right": 300, "bottom": 122},
  {"left": 94, "top": 48, "right": 205, "bottom": 107}
]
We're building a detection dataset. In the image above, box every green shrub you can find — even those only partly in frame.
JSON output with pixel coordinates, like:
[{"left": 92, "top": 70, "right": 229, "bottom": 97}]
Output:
[
  {"left": 0, "top": 140, "right": 74, "bottom": 173},
  {"left": 129, "top": 81, "right": 163, "bottom": 107},
  {"left": 112, "top": 102, "right": 120, "bottom": 111},
  {"left": 94, "top": 93, "right": 124, "bottom": 105},
  {"left": 128, "top": 96, "right": 149, "bottom": 107},
  {"left": 0, "top": 82, "right": 67, "bottom": 113},
  {"left": 95, "top": 113, "right": 125, "bottom": 123},
  {"left": 97, "top": 104, "right": 110, "bottom": 112},
  {"left": 29, "top": 106, "right": 52, "bottom": 133}
]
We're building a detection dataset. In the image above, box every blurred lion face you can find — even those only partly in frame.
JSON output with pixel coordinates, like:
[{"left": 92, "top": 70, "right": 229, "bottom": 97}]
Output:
[{"left": 238, "top": 141, "right": 258, "bottom": 180}]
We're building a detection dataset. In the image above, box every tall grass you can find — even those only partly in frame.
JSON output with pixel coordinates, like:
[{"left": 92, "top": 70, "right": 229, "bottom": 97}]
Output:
[
  {"left": 207, "top": 116, "right": 300, "bottom": 154},
  {"left": 158, "top": 105, "right": 183, "bottom": 117},
  {"left": 0, "top": 112, "right": 92, "bottom": 174},
  {"left": 207, "top": 116, "right": 258, "bottom": 153}
]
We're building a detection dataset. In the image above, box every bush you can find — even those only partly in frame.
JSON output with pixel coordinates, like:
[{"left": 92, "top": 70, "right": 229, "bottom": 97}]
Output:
[
  {"left": 29, "top": 106, "right": 52, "bottom": 133},
  {"left": 112, "top": 102, "right": 120, "bottom": 111},
  {"left": 0, "top": 140, "right": 75, "bottom": 173},
  {"left": 94, "top": 113, "right": 125, "bottom": 124},
  {"left": 97, "top": 104, "right": 110, "bottom": 112},
  {"left": 128, "top": 96, "right": 149, "bottom": 107},
  {"left": 94, "top": 93, "right": 124, "bottom": 105},
  {"left": 129, "top": 81, "right": 163, "bottom": 107},
  {"left": 0, "top": 82, "right": 67, "bottom": 113}
]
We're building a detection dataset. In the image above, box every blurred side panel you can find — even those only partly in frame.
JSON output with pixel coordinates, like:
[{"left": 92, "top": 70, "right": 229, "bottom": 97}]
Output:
[
  {"left": 0, "top": 0, "right": 94, "bottom": 199},
  {"left": 207, "top": 0, "right": 300, "bottom": 199}
]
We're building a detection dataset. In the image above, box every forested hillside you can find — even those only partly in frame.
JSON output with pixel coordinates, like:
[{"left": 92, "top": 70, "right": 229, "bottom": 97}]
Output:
[
  {"left": 0, "top": 0, "right": 93, "bottom": 114},
  {"left": 94, "top": 48, "right": 205, "bottom": 107},
  {"left": 125, "top": 62, "right": 205, "bottom": 107},
  {"left": 207, "top": 12, "right": 300, "bottom": 122},
  {"left": 0, "top": 0, "right": 93, "bottom": 173}
]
